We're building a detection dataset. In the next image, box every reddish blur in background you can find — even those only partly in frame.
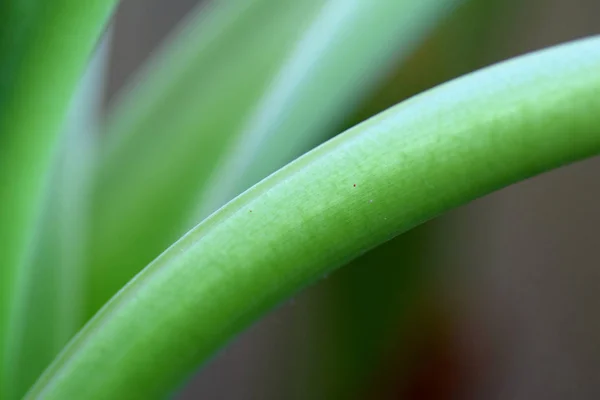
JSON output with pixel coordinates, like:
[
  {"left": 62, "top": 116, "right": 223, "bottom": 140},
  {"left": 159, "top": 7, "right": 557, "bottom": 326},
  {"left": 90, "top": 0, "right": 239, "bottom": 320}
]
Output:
[{"left": 108, "top": 1, "right": 600, "bottom": 398}]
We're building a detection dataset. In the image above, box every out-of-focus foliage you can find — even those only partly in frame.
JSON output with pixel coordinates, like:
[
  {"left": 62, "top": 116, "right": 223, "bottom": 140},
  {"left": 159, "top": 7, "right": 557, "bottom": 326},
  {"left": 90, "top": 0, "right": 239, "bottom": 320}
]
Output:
[
  {"left": 8, "top": 38, "right": 110, "bottom": 399},
  {"left": 0, "top": 3, "right": 116, "bottom": 399}
]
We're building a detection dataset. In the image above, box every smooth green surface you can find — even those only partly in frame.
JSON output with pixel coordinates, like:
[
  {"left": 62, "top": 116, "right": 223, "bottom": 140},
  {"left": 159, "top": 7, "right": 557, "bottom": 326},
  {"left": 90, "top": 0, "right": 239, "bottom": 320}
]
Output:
[
  {"left": 27, "top": 36, "right": 600, "bottom": 399},
  {"left": 88, "top": 0, "right": 458, "bottom": 318},
  {"left": 0, "top": 2, "right": 116, "bottom": 398},
  {"left": 9, "top": 36, "right": 110, "bottom": 400}
]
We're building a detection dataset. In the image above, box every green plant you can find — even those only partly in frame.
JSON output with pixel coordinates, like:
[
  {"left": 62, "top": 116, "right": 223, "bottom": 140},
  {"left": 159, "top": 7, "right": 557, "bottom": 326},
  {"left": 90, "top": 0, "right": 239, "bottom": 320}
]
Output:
[{"left": 1, "top": 1, "right": 599, "bottom": 399}]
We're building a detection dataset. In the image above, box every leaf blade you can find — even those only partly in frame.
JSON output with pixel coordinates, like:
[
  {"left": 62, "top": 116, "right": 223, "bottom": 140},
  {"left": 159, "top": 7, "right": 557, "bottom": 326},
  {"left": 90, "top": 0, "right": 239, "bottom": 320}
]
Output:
[{"left": 28, "top": 36, "right": 600, "bottom": 400}]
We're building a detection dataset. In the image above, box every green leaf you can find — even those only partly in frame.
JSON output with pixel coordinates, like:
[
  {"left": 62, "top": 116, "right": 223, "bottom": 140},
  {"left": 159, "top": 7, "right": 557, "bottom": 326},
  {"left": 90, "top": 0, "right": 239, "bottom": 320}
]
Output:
[
  {"left": 0, "top": 2, "right": 116, "bottom": 398},
  {"left": 301, "top": 227, "right": 437, "bottom": 399},
  {"left": 87, "top": 0, "right": 461, "bottom": 318},
  {"left": 8, "top": 35, "right": 110, "bottom": 400},
  {"left": 27, "top": 36, "right": 600, "bottom": 400}
]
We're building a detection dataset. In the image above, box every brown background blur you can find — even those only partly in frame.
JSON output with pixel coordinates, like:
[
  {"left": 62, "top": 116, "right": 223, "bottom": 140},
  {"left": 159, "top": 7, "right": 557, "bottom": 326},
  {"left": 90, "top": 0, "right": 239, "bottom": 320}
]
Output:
[{"left": 108, "top": 1, "right": 600, "bottom": 398}]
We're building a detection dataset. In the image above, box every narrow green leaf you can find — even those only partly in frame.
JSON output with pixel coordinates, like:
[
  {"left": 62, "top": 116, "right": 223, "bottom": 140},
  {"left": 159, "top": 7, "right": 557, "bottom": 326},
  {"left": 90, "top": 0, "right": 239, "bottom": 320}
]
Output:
[
  {"left": 0, "top": 2, "right": 117, "bottom": 398},
  {"left": 28, "top": 36, "right": 600, "bottom": 400},
  {"left": 8, "top": 35, "right": 111, "bottom": 400}
]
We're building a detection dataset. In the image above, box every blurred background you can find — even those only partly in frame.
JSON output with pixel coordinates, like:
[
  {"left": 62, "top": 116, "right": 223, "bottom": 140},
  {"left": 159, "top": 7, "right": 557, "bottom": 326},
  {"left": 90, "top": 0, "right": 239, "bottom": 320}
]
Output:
[{"left": 99, "top": 0, "right": 600, "bottom": 398}]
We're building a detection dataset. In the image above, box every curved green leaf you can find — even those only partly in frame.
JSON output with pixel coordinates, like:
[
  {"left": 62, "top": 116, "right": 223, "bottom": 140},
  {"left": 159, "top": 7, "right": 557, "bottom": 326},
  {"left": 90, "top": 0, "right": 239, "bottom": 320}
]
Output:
[{"left": 28, "top": 36, "right": 600, "bottom": 400}]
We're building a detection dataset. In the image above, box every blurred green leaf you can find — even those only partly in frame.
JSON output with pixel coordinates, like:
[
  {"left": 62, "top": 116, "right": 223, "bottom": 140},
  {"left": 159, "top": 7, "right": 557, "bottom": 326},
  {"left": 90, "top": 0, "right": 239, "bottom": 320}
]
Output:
[
  {"left": 0, "top": 2, "right": 116, "bottom": 398},
  {"left": 88, "top": 0, "right": 324, "bottom": 315},
  {"left": 8, "top": 36, "right": 110, "bottom": 400}
]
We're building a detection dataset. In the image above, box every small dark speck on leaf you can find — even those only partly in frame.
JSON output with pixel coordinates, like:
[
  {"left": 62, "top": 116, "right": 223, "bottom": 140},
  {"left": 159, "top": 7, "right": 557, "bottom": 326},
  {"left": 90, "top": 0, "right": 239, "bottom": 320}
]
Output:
[{"left": 353, "top": 184, "right": 356, "bottom": 187}]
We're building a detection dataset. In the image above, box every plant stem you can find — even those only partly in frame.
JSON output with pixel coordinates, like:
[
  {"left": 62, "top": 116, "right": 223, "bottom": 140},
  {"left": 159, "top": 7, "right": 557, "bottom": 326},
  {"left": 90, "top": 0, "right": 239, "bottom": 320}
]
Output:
[{"left": 27, "top": 36, "right": 600, "bottom": 400}]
